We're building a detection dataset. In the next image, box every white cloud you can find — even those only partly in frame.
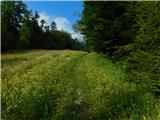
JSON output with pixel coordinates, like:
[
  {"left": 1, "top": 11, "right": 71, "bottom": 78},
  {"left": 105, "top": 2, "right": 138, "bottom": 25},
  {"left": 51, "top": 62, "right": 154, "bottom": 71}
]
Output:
[
  {"left": 71, "top": 32, "right": 84, "bottom": 41},
  {"left": 38, "top": 11, "right": 50, "bottom": 26},
  {"left": 38, "top": 11, "right": 83, "bottom": 41},
  {"left": 53, "top": 17, "right": 70, "bottom": 31}
]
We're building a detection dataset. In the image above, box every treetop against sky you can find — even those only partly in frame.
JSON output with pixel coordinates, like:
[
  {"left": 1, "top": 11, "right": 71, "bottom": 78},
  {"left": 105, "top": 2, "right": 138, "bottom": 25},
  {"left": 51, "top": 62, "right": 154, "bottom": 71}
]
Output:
[{"left": 25, "top": 1, "right": 83, "bottom": 40}]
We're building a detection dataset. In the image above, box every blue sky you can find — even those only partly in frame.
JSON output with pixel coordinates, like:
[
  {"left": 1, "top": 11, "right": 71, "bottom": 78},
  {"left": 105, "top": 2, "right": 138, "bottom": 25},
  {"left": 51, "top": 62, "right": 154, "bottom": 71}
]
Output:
[{"left": 24, "top": 1, "right": 83, "bottom": 40}]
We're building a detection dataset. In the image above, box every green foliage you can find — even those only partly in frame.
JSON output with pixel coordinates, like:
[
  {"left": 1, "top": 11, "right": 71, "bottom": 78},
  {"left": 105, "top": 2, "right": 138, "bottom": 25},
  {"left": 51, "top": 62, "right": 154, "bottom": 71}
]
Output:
[
  {"left": 1, "top": 1, "right": 84, "bottom": 51},
  {"left": 75, "top": 1, "right": 137, "bottom": 55},
  {"left": 135, "top": 2, "right": 160, "bottom": 51},
  {"left": 1, "top": 50, "right": 159, "bottom": 120},
  {"left": 1, "top": 1, "right": 28, "bottom": 51},
  {"left": 124, "top": 49, "right": 160, "bottom": 95},
  {"left": 76, "top": 1, "right": 160, "bottom": 95},
  {"left": 2, "top": 1, "right": 160, "bottom": 119},
  {"left": 51, "top": 21, "right": 57, "bottom": 31},
  {"left": 124, "top": 2, "right": 160, "bottom": 95}
]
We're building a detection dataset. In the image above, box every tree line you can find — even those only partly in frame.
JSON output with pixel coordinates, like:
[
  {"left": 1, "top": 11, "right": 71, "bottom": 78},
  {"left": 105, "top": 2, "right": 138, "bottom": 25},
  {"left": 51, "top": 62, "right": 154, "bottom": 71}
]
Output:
[
  {"left": 1, "top": 1, "right": 84, "bottom": 51},
  {"left": 75, "top": 1, "right": 160, "bottom": 96}
]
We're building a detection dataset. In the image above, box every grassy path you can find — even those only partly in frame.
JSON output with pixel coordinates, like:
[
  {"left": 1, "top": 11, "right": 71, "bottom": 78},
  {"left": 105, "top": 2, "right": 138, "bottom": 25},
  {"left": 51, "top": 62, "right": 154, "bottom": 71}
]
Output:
[{"left": 1, "top": 50, "right": 159, "bottom": 120}]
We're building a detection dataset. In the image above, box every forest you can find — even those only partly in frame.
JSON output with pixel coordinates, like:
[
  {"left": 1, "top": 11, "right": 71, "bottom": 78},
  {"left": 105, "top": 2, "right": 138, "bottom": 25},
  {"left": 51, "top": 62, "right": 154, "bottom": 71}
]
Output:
[
  {"left": 1, "top": 1, "right": 160, "bottom": 120},
  {"left": 1, "top": 1, "right": 84, "bottom": 51},
  {"left": 75, "top": 1, "right": 160, "bottom": 96}
]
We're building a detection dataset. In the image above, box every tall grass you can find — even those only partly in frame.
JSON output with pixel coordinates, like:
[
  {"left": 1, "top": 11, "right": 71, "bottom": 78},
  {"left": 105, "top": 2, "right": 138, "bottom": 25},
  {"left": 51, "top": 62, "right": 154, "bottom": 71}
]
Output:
[{"left": 1, "top": 50, "right": 159, "bottom": 120}]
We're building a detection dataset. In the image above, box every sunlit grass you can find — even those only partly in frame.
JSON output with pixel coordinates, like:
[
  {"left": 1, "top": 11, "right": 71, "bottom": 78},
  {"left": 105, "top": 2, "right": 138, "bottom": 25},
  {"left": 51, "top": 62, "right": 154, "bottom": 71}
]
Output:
[{"left": 1, "top": 50, "right": 159, "bottom": 120}]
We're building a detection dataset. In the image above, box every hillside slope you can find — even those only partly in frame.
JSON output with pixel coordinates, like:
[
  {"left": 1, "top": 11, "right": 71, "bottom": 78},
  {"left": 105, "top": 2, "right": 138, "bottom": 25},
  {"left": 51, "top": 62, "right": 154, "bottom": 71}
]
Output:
[{"left": 1, "top": 50, "right": 159, "bottom": 120}]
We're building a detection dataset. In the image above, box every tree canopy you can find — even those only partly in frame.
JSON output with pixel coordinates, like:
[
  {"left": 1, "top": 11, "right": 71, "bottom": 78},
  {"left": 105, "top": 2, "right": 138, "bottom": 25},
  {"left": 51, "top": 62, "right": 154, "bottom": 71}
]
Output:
[
  {"left": 1, "top": 1, "right": 84, "bottom": 51},
  {"left": 75, "top": 1, "right": 160, "bottom": 95}
]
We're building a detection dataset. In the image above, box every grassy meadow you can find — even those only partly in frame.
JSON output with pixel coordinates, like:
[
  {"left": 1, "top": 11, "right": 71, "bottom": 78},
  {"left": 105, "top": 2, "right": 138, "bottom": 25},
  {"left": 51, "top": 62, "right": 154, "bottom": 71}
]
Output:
[{"left": 1, "top": 50, "right": 160, "bottom": 120}]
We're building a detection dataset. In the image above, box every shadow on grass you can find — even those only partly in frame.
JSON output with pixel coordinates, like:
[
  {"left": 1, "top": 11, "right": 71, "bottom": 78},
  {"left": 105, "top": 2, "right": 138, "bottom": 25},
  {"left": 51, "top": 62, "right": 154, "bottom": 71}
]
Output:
[
  {"left": 91, "top": 88, "right": 156, "bottom": 120},
  {"left": 2, "top": 50, "right": 32, "bottom": 54},
  {"left": 1, "top": 57, "right": 28, "bottom": 66},
  {"left": 59, "top": 101, "right": 91, "bottom": 120}
]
